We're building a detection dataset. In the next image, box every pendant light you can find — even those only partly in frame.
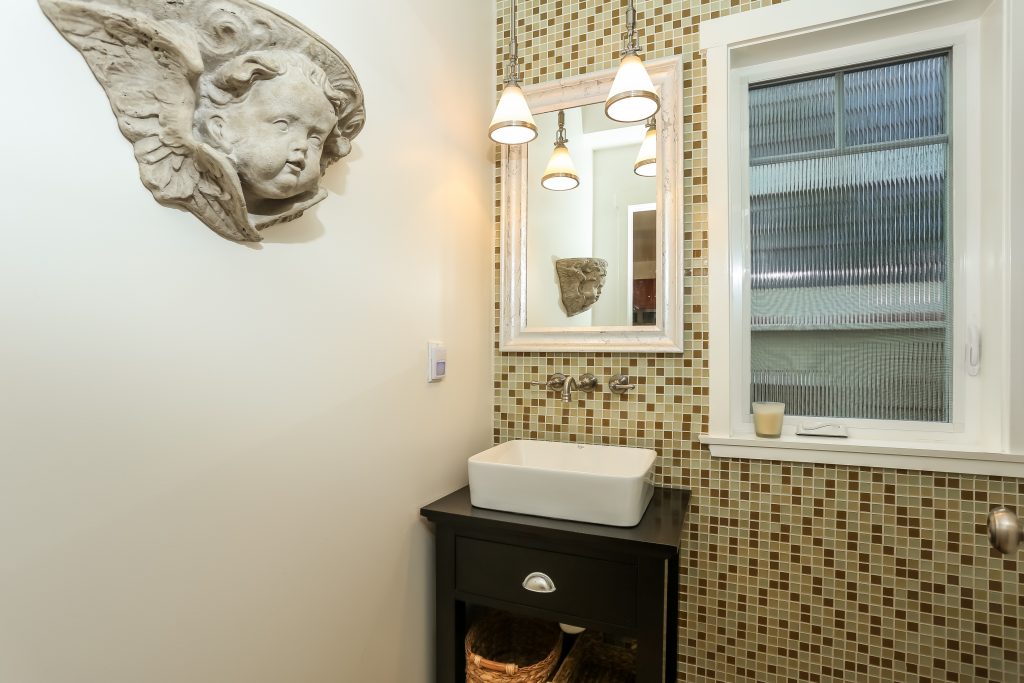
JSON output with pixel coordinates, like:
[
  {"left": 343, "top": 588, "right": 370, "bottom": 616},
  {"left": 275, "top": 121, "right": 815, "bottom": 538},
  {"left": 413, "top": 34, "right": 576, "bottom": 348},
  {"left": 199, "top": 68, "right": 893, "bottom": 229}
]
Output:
[
  {"left": 541, "top": 110, "right": 580, "bottom": 191},
  {"left": 489, "top": 0, "right": 537, "bottom": 145},
  {"left": 634, "top": 116, "right": 657, "bottom": 177},
  {"left": 605, "top": 0, "right": 660, "bottom": 123}
]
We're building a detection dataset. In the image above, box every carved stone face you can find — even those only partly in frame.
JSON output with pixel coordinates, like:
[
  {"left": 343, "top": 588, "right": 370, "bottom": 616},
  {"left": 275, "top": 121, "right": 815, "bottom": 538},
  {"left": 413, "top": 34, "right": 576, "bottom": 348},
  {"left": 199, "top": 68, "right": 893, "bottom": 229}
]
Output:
[
  {"left": 578, "top": 269, "right": 604, "bottom": 308},
  {"left": 208, "top": 70, "right": 338, "bottom": 203},
  {"left": 555, "top": 257, "right": 609, "bottom": 317}
]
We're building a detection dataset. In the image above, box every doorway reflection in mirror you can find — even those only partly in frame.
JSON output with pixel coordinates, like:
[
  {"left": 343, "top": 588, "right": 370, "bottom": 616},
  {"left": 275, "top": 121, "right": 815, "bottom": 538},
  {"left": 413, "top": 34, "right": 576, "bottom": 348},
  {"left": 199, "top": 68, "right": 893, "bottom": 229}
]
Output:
[{"left": 628, "top": 204, "right": 657, "bottom": 326}]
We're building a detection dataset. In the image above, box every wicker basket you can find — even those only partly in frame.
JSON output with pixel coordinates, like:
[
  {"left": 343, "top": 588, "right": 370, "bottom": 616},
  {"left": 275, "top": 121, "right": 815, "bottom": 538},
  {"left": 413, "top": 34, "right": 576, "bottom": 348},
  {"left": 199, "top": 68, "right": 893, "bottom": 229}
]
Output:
[
  {"left": 464, "top": 612, "right": 563, "bottom": 683},
  {"left": 551, "top": 632, "right": 636, "bottom": 683}
]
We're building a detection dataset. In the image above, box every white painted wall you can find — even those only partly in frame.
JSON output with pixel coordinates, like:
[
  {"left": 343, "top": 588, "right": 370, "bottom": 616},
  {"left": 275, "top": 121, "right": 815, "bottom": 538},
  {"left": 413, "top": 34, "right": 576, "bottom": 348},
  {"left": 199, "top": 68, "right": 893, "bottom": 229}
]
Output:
[{"left": 0, "top": 2, "right": 494, "bottom": 682}]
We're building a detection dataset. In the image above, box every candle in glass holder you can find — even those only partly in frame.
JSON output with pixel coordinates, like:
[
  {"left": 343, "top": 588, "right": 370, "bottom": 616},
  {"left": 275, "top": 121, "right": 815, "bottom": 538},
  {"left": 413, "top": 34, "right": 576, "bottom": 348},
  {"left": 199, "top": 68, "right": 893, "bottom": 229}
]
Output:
[{"left": 752, "top": 402, "right": 785, "bottom": 438}]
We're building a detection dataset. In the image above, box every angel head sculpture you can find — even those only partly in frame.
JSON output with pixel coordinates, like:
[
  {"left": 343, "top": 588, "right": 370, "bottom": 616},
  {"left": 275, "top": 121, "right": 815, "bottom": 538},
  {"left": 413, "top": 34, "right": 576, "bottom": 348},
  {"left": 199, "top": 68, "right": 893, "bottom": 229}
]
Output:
[
  {"left": 555, "top": 257, "right": 608, "bottom": 317},
  {"left": 39, "top": 0, "right": 366, "bottom": 242},
  {"left": 196, "top": 50, "right": 352, "bottom": 220}
]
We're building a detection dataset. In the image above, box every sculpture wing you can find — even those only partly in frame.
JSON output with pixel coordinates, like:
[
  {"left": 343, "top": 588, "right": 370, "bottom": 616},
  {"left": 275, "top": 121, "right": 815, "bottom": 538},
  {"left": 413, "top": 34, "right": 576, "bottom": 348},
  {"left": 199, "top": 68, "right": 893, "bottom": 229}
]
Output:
[{"left": 39, "top": 0, "right": 260, "bottom": 241}]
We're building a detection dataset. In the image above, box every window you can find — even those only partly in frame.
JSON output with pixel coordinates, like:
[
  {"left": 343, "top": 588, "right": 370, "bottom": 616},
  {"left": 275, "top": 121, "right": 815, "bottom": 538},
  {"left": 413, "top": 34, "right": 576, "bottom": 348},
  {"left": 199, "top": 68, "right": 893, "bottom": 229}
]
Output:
[
  {"left": 701, "top": 0, "right": 1022, "bottom": 475},
  {"left": 748, "top": 53, "right": 952, "bottom": 423}
]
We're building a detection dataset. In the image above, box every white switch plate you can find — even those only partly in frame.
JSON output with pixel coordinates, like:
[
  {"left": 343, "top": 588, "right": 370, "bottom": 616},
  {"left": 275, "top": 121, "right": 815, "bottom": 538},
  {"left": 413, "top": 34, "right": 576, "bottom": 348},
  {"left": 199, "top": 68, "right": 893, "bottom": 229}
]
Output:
[{"left": 427, "top": 342, "right": 447, "bottom": 382}]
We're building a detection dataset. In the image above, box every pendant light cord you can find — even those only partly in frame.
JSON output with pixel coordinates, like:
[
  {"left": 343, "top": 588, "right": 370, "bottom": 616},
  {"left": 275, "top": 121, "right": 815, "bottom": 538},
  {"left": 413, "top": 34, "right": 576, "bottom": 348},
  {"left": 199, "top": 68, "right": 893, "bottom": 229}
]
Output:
[
  {"left": 504, "top": 1, "right": 522, "bottom": 86},
  {"left": 621, "top": 0, "right": 640, "bottom": 56}
]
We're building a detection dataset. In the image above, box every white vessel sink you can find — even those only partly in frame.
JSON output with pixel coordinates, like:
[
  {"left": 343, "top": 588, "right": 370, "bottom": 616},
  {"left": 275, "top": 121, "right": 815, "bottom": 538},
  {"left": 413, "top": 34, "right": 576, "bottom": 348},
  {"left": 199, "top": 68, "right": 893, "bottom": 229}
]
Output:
[{"left": 468, "top": 440, "right": 656, "bottom": 527}]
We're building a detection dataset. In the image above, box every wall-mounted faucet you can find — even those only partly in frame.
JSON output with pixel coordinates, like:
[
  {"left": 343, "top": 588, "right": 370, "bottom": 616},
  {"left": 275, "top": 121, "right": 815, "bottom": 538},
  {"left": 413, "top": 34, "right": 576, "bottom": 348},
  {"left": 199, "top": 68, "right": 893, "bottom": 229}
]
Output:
[
  {"left": 561, "top": 376, "right": 578, "bottom": 402},
  {"left": 561, "top": 373, "right": 598, "bottom": 402},
  {"left": 529, "top": 373, "right": 598, "bottom": 403}
]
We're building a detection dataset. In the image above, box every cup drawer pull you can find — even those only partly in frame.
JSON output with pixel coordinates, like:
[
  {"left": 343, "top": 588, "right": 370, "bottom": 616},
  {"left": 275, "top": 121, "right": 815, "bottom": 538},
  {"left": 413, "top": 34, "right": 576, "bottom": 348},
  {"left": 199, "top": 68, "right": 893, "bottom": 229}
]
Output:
[{"left": 522, "top": 572, "right": 557, "bottom": 594}]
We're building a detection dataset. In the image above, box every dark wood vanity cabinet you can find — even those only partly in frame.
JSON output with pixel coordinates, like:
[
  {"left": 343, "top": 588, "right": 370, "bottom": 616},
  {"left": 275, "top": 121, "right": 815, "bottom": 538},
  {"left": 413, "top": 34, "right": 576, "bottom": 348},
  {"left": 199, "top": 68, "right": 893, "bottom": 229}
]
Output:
[{"left": 421, "top": 486, "right": 690, "bottom": 683}]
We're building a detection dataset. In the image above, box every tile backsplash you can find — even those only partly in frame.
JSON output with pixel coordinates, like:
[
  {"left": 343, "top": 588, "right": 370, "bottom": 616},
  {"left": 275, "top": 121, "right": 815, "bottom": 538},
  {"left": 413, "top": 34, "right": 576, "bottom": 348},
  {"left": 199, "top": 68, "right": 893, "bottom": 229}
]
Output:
[{"left": 492, "top": 1, "right": 1023, "bottom": 681}]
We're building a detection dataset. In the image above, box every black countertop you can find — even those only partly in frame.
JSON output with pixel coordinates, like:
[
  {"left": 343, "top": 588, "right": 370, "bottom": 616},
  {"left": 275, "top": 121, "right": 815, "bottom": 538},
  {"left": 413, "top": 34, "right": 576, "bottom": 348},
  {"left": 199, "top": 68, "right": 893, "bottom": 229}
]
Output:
[{"left": 421, "top": 486, "right": 691, "bottom": 558}]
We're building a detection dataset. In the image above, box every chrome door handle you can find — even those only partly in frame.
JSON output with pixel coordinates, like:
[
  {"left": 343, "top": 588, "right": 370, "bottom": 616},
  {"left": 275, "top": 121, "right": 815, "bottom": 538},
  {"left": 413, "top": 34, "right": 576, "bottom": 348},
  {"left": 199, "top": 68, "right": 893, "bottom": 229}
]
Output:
[
  {"left": 988, "top": 506, "right": 1023, "bottom": 554},
  {"left": 522, "top": 572, "right": 556, "bottom": 593}
]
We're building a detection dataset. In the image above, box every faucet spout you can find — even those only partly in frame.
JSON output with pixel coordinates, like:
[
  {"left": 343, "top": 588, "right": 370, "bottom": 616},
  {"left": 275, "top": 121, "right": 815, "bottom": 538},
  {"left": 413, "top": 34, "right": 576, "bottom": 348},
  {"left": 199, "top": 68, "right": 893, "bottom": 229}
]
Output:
[{"left": 562, "top": 376, "right": 578, "bottom": 403}]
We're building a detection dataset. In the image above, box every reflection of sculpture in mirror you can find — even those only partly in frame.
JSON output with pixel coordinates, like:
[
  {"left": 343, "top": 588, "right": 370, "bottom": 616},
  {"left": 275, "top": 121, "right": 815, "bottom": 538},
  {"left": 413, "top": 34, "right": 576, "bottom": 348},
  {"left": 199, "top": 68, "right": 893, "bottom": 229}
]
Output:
[
  {"left": 556, "top": 258, "right": 608, "bottom": 317},
  {"left": 39, "top": 0, "right": 365, "bottom": 242}
]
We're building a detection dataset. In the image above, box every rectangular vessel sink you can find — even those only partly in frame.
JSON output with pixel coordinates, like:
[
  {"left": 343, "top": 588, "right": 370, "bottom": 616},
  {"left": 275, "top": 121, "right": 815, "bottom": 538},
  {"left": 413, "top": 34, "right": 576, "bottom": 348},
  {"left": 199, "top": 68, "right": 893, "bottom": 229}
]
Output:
[{"left": 468, "top": 440, "right": 656, "bottom": 527}]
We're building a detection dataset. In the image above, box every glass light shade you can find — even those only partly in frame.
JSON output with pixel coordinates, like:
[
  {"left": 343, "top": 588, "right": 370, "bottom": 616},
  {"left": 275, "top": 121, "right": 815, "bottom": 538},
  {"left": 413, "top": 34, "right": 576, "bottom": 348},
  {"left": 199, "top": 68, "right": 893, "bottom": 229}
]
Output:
[
  {"left": 634, "top": 125, "right": 657, "bottom": 177},
  {"left": 541, "top": 144, "right": 579, "bottom": 191},
  {"left": 489, "top": 84, "right": 538, "bottom": 144},
  {"left": 605, "top": 54, "right": 661, "bottom": 123}
]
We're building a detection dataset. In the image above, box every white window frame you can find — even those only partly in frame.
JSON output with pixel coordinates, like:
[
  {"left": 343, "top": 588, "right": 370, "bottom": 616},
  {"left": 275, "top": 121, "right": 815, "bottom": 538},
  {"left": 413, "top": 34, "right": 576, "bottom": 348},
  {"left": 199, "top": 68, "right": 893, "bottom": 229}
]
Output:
[{"left": 701, "top": 0, "right": 1023, "bottom": 476}]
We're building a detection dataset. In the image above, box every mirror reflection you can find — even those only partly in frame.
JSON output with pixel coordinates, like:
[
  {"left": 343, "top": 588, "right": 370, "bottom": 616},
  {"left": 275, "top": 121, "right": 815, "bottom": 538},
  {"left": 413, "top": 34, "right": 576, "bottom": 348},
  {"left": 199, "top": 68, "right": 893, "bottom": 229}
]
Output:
[{"left": 526, "top": 102, "right": 657, "bottom": 328}]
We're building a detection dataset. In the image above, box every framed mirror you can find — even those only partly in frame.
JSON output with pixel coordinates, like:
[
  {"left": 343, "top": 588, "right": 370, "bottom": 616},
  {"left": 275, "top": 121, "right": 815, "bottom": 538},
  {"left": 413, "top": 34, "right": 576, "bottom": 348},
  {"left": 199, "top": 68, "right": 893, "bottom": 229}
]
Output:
[{"left": 499, "top": 57, "right": 684, "bottom": 352}]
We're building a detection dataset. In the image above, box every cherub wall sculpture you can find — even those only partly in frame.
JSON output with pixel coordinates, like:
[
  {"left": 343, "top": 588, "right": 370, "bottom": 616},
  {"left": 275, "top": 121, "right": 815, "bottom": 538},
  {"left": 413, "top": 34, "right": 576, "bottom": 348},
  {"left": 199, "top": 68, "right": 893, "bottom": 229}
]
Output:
[
  {"left": 555, "top": 258, "right": 608, "bottom": 317},
  {"left": 39, "top": 0, "right": 365, "bottom": 242}
]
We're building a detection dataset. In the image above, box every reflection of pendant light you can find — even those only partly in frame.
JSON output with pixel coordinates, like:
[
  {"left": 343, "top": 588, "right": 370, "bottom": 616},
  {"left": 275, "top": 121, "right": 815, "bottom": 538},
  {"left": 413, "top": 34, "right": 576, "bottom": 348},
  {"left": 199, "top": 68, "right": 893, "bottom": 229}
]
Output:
[
  {"left": 605, "top": 0, "right": 660, "bottom": 123},
  {"left": 541, "top": 110, "right": 580, "bottom": 191},
  {"left": 634, "top": 116, "right": 657, "bottom": 177},
  {"left": 489, "top": 0, "right": 537, "bottom": 145}
]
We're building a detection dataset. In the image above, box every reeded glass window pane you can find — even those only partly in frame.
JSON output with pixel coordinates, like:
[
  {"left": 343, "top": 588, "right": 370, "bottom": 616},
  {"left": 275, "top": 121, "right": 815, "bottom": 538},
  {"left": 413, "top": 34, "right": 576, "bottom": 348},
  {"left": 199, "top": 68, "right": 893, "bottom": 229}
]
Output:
[
  {"left": 749, "top": 76, "right": 836, "bottom": 159},
  {"left": 845, "top": 56, "right": 947, "bottom": 146},
  {"left": 748, "top": 53, "right": 952, "bottom": 423}
]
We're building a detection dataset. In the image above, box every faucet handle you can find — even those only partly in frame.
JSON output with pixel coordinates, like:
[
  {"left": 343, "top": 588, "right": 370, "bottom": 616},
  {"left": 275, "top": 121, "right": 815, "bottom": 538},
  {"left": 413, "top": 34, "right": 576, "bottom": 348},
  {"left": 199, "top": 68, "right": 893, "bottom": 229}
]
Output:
[
  {"left": 578, "top": 373, "right": 599, "bottom": 392},
  {"left": 609, "top": 374, "right": 636, "bottom": 394},
  {"left": 529, "top": 373, "right": 567, "bottom": 391}
]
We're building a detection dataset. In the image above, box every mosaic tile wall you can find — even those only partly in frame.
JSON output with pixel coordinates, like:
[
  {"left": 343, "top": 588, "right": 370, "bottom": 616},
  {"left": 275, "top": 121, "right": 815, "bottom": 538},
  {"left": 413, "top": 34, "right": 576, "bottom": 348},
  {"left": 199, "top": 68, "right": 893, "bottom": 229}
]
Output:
[{"left": 492, "top": 1, "right": 1024, "bottom": 681}]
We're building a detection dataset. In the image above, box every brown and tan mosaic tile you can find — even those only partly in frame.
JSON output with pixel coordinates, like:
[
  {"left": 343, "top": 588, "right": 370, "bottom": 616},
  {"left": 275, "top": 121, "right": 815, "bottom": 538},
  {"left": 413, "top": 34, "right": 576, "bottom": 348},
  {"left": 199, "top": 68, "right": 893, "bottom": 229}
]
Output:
[{"left": 492, "top": 1, "right": 1023, "bottom": 681}]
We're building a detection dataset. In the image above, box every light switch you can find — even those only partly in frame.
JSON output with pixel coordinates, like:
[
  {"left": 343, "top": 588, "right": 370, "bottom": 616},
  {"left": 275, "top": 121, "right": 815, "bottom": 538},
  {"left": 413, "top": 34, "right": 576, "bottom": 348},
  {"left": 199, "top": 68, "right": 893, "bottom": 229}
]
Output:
[{"left": 427, "top": 342, "right": 447, "bottom": 382}]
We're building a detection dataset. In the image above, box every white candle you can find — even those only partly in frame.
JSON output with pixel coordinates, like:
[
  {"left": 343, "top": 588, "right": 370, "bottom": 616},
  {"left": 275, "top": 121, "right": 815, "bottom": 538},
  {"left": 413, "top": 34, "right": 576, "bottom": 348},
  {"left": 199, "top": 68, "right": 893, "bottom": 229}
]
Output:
[{"left": 752, "top": 402, "right": 785, "bottom": 438}]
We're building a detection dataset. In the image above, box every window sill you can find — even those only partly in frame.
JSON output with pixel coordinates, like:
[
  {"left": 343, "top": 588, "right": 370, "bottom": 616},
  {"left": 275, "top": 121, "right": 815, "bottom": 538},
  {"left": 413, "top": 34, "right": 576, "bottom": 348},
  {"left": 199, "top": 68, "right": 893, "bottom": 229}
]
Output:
[{"left": 700, "top": 433, "right": 1024, "bottom": 477}]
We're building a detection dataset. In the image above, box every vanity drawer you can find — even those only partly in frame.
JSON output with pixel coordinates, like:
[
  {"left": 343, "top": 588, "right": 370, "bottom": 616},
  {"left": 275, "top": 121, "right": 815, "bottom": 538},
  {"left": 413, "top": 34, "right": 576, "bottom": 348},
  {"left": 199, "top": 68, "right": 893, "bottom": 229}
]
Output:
[{"left": 454, "top": 536, "right": 636, "bottom": 628}]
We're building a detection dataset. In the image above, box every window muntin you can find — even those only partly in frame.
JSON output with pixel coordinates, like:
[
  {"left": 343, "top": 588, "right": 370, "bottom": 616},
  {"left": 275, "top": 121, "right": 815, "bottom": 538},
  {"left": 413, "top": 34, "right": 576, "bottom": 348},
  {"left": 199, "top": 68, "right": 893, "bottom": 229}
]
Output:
[{"left": 747, "top": 52, "right": 952, "bottom": 423}]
